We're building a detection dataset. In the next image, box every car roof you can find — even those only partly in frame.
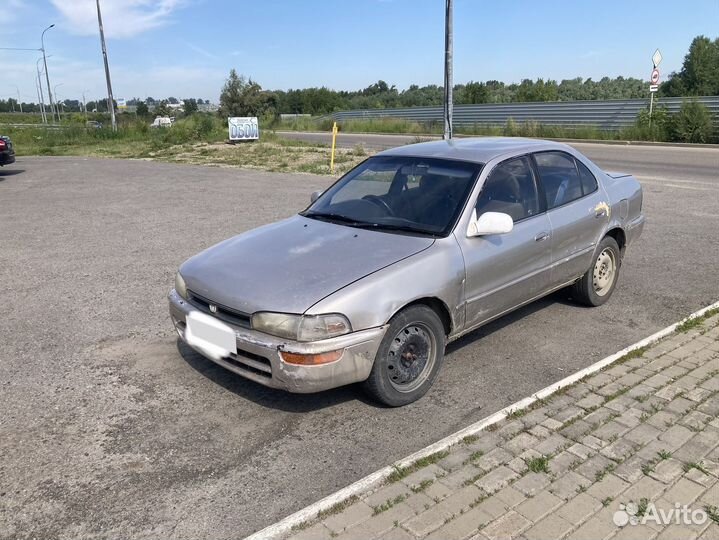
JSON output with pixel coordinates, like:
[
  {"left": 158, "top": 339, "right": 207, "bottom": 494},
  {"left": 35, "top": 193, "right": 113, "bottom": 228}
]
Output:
[{"left": 376, "top": 137, "right": 573, "bottom": 164}]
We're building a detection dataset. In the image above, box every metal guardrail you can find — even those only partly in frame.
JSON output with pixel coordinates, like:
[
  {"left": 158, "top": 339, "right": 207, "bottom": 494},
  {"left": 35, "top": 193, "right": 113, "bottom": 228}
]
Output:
[{"left": 328, "top": 96, "right": 719, "bottom": 130}]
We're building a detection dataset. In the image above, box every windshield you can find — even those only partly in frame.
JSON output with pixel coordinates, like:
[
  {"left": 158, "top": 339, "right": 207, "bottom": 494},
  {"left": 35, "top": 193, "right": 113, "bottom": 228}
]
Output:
[{"left": 302, "top": 156, "right": 482, "bottom": 236}]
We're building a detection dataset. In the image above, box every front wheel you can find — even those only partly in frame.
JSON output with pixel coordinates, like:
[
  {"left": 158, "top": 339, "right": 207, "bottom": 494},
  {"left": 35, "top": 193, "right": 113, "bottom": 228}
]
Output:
[
  {"left": 570, "top": 236, "right": 621, "bottom": 307},
  {"left": 362, "top": 305, "right": 446, "bottom": 407}
]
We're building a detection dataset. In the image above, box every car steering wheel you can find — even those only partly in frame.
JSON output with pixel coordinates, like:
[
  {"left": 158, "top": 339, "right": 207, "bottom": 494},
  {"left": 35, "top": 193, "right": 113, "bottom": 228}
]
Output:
[{"left": 362, "top": 195, "right": 395, "bottom": 216}]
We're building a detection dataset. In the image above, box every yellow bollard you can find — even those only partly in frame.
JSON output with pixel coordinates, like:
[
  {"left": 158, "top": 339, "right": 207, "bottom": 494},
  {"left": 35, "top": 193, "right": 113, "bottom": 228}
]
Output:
[{"left": 330, "top": 121, "right": 338, "bottom": 174}]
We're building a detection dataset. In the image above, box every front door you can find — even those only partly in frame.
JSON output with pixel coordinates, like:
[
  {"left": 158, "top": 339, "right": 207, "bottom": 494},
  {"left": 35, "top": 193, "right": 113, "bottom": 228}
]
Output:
[{"left": 457, "top": 155, "right": 553, "bottom": 330}]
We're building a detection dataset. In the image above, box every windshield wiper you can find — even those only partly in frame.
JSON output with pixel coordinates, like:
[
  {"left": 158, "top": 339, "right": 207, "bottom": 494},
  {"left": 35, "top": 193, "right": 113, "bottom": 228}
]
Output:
[
  {"left": 354, "top": 222, "right": 437, "bottom": 236},
  {"left": 302, "top": 211, "right": 367, "bottom": 227}
]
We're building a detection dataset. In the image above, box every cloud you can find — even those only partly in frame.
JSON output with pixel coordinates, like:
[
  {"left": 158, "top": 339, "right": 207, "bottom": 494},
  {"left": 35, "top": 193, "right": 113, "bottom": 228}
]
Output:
[{"left": 50, "top": 0, "right": 185, "bottom": 39}]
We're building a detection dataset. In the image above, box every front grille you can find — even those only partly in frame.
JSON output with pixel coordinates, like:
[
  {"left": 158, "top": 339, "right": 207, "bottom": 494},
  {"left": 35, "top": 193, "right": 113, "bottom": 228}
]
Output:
[
  {"left": 187, "top": 290, "right": 252, "bottom": 328},
  {"left": 226, "top": 350, "right": 272, "bottom": 379}
]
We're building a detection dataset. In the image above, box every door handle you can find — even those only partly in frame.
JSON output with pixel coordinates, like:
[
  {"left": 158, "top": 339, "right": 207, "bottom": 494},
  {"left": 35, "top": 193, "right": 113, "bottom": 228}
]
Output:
[
  {"left": 534, "top": 232, "right": 550, "bottom": 242},
  {"left": 595, "top": 209, "right": 607, "bottom": 218}
]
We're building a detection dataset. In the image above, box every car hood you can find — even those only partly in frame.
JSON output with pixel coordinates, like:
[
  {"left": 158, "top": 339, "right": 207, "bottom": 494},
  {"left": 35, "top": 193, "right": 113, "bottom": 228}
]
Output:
[{"left": 180, "top": 215, "right": 435, "bottom": 315}]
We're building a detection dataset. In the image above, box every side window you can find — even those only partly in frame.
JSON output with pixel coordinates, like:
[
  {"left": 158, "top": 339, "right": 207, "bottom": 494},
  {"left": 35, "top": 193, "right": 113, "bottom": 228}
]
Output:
[
  {"left": 475, "top": 156, "right": 539, "bottom": 223},
  {"left": 576, "top": 159, "right": 598, "bottom": 195},
  {"left": 534, "top": 151, "right": 584, "bottom": 209}
]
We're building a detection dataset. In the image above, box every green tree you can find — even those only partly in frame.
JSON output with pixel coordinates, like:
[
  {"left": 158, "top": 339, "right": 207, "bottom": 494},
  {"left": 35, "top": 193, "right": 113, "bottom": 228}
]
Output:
[
  {"left": 183, "top": 98, "right": 198, "bottom": 115},
  {"left": 135, "top": 101, "right": 149, "bottom": 116},
  {"left": 672, "top": 99, "right": 715, "bottom": 142},
  {"left": 662, "top": 35, "right": 719, "bottom": 96},
  {"left": 218, "top": 69, "right": 276, "bottom": 117},
  {"left": 460, "top": 81, "right": 490, "bottom": 104},
  {"left": 154, "top": 100, "right": 172, "bottom": 117}
]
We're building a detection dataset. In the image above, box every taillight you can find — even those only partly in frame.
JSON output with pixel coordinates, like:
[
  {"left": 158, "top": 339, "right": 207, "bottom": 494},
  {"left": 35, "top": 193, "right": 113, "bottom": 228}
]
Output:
[{"left": 0, "top": 140, "right": 6, "bottom": 151}]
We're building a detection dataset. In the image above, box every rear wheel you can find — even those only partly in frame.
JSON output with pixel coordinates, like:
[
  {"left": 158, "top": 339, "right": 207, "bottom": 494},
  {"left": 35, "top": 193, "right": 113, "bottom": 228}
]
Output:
[
  {"left": 362, "top": 305, "right": 445, "bottom": 407},
  {"left": 570, "top": 236, "right": 621, "bottom": 307}
]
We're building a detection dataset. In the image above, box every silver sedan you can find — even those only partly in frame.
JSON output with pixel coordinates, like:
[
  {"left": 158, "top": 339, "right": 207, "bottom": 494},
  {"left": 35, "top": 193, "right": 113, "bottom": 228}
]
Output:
[{"left": 169, "top": 138, "right": 644, "bottom": 406}]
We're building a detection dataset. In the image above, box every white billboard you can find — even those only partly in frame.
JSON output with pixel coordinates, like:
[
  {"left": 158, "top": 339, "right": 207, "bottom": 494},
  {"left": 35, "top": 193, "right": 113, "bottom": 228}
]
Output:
[{"left": 228, "top": 117, "right": 259, "bottom": 141}]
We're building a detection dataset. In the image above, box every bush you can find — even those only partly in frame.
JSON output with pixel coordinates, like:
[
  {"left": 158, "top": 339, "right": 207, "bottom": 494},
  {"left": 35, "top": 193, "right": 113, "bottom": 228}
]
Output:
[
  {"left": 671, "top": 99, "right": 715, "bottom": 143},
  {"left": 623, "top": 106, "right": 672, "bottom": 141}
]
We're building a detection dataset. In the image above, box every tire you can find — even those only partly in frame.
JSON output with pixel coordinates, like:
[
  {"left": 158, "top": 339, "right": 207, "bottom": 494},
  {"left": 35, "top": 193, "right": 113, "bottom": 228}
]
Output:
[
  {"left": 570, "top": 236, "right": 622, "bottom": 307},
  {"left": 362, "top": 305, "right": 446, "bottom": 407}
]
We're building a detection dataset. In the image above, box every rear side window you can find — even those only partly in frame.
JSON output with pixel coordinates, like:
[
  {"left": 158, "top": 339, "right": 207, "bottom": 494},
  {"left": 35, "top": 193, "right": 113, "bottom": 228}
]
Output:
[
  {"left": 534, "top": 152, "right": 583, "bottom": 209},
  {"left": 576, "top": 159, "right": 598, "bottom": 195}
]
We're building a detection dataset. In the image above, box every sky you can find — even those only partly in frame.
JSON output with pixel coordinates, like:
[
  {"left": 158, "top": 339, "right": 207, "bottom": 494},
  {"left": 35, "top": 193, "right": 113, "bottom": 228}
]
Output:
[{"left": 1, "top": 0, "right": 718, "bottom": 105}]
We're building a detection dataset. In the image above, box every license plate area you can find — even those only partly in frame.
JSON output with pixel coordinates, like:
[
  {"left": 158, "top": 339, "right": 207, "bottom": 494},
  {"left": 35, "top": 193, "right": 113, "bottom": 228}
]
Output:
[{"left": 185, "top": 311, "right": 237, "bottom": 359}]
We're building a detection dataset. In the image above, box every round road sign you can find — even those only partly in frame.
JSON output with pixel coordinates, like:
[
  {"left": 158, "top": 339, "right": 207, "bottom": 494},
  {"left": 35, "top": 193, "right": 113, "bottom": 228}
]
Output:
[{"left": 651, "top": 68, "right": 660, "bottom": 84}]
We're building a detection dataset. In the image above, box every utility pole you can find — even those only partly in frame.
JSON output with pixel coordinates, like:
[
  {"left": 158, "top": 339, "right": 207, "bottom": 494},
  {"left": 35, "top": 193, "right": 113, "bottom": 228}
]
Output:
[
  {"left": 41, "top": 24, "right": 56, "bottom": 123},
  {"left": 443, "top": 0, "right": 453, "bottom": 140},
  {"left": 96, "top": 0, "right": 117, "bottom": 131},
  {"left": 35, "top": 78, "right": 45, "bottom": 122},
  {"left": 13, "top": 86, "right": 23, "bottom": 113}
]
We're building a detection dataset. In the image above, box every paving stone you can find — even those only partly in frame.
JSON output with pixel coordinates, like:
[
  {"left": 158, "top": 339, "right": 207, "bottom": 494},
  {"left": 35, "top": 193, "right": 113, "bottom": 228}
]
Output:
[
  {"left": 583, "top": 407, "right": 615, "bottom": 427},
  {"left": 423, "top": 505, "right": 493, "bottom": 540},
  {"left": 684, "top": 466, "right": 716, "bottom": 488},
  {"left": 645, "top": 410, "right": 680, "bottom": 430},
  {"left": 323, "top": 501, "right": 375, "bottom": 534},
  {"left": 575, "top": 454, "right": 616, "bottom": 482},
  {"left": 335, "top": 503, "right": 414, "bottom": 540},
  {"left": 402, "top": 491, "right": 435, "bottom": 514},
  {"left": 662, "top": 364, "right": 689, "bottom": 379},
  {"left": 497, "top": 420, "right": 525, "bottom": 439},
  {"left": 504, "top": 432, "right": 541, "bottom": 456},
  {"left": 576, "top": 392, "right": 605, "bottom": 410},
  {"left": 541, "top": 418, "right": 564, "bottom": 431},
  {"left": 624, "top": 423, "right": 663, "bottom": 446},
  {"left": 566, "top": 514, "right": 617, "bottom": 540},
  {"left": 649, "top": 458, "right": 685, "bottom": 484},
  {"left": 604, "top": 364, "right": 632, "bottom": 378},
  {"left": 438, "top": 447, "right": 475, "bottom": 471},
  {"left": 515, "top": 490, "right": 563, "bottom": 522},
  {"left": 566, "top": 443, "right": 594, "bottom": 460},
  {"left": 378, "top": 527, "right": 415, "bottom": 540},
  {"left": 596, "top": 381, "right": 623, "bottom": 397},
  {"left": 661, "top": 477, "right": 706, "bottom": 506},
  {"left": 400, "top": 464, "right": 445, "bottom": 491},
  {"left": 474, "top": 495, "right": 513, "bottom": 519},
  {"left": 477, "top": 447, "right": 514, "bottom": 472},
  {"left": 535, "top": 433, "right": 571, "bottom": 456},
  {"left": 566, "top": 384, "right": 591, "bottom": 400},
  {"left": 289, "top": 523, "right": 334, "bottom": 540},
  {"left": 592, "top": 420, "right": 630, "bottom": 441},
  {"left": 672, "top": 429, "right": 719, "bottom": 463},
  {"left": 581, "top": 434, "right": 609, "bottom": 451},
  {"left": 553, "top": 406, "right": 586, "bottom": 425},
  {"left": 585, "top": 372, "right": 614, "bottom": 388},
  {"left": 680, "top": 410, "right": 713, "bottom": 431},
  {"left": 635, "top": 396, "right": 669, "bottom": 413},
  {"left": 507, "top": 456, "right": 529, "bottom": 475},
  {"left": 603, "top": 395, "right": 636, "bottom": 414},
  {"left": 441, "top": 466, "right": 485, "bottom": 490},
  {"left": 614, "top": 408, "right": 644, "bottom": 428},
  {"left": 600, "top": 438, "right": 638, "bottom": 462},
  {"left": 523, "top": 513, "right": 574, "bottom": 540},
  {"left": 628, "top": 383, "right": 657, "bottom": 400},
  {"left": 560, "top": 420, "right": 593, "bottom": 441},
  {"left": 424, "top": 479, "right": 454, "bottom": 501},
  {"left": 556, "top": 492, "right": 602, "bottom": 526},
  {"left": 549, "top": 451, "right": 582, "bottom": 477},
  {"left": 614, "top": 455, "right": 646, "bottom": 484},
  {"left": 493, "top": 485, "right": 526, "bottom": 508},
  {"left": 698, "top": 395, "right": 719, "bottom": 416},
  {"left": 474, "top": 466, "right": 519, "bottom": 495},
  {"left": 366, "top": 483, "right": 412, "bottom": 508},
  {"left": 655, "top": 384, "right": 685, "bottom": 401},
  {"left": 481, "top": 510, "right": 531, "bottom": 540},
  {"left": 615, "top": 372, "right": 645, "bottom": 389},
  {"left": 586, "top": 473, "right": 630, "bottom": 500},
  {"left": 665, "top": 396, "right": 696, "bottom": 415},
  {"left": 658, "top": 425, "right": 695, "bottom": 451},
  {"left": 684, "top": 387, "right": 712, "bottom": 403},
  {"left": 613, "top": 523, "right": 659, "bottom": 539},
  {"left": 521, "top": 409, "right": 550, "bottom": 428},
  {"left": 620, "top": 475, "right": 666, "bottom": 503},
  {"left": 528, "top": 424, "right": 552, "bottom": 439},
  {"left": 403, "top": 485, "right": 483, "bottom": 537},
  {"left": 700, "top": 377, "right": 719, "bottom": 392},
  {"left": 512, "top": 472, "right": 551, "bottom": 497},
  {"left": 548, "top": 471, "right": 592, "bottom": 500}
]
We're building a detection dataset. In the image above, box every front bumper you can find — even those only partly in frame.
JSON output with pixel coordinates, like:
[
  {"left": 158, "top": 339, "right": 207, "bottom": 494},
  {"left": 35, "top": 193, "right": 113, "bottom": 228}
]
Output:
[{"left": 168, "top": 289, "right": 386, "bottom": 393}]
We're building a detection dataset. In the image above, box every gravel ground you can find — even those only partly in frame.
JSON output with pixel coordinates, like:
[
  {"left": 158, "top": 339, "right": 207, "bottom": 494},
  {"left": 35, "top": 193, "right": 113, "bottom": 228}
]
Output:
[{"left": 0, "top": 145, "right": 717, "bottom": 539}]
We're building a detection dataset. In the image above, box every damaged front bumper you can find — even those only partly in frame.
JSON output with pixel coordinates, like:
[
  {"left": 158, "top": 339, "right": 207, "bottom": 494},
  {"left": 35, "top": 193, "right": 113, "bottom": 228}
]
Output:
[{"left": 168, "top": 289, "right": 386, "bottom": 393}]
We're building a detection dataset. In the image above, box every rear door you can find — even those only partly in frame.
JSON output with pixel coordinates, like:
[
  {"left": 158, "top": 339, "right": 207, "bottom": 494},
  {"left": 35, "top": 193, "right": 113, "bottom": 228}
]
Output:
[
  {"left": 532, "top": 151, "right": 608, "bottom": 287},
  {"left": 458, "top": 155, "right": 553, "bottom": 329}
]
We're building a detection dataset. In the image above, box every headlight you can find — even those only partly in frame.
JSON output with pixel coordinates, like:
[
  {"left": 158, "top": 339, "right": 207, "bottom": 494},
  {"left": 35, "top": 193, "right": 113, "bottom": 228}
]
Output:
[
  {"left": 251, "top": 312, "right": 351, "bottom": 341},
  {"left": 175, "top": 272, "right": 188, "bottom": 299}
]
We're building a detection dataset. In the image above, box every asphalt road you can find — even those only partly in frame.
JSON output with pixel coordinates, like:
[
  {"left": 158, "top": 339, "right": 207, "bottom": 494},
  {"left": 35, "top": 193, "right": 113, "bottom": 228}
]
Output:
[{"left": 1, "top": 143, "right": 717, "bottom": 539}]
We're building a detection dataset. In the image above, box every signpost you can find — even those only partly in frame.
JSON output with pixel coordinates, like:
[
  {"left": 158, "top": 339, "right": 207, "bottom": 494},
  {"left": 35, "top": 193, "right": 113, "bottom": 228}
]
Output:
[
  {"left": 228, "top": 117, "right": 259, "bottom": 141},
  {"left": 649, "top": 49, "right": 662, "bottom": 126}
]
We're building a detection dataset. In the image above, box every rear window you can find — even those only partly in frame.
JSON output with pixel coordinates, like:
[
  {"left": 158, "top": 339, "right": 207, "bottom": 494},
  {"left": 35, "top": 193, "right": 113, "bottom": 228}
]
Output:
[
  {"left": 576, "top": 159, "right": 598, "bottom": 195},
  {"left": 534, "top": 152, "right": 584, "bottom": 209}
]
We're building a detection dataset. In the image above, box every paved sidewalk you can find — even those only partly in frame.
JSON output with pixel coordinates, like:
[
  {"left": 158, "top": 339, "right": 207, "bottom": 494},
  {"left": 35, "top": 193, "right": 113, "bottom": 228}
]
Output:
[{"left": 284, "top": 311, "right": 719, "bottom": 540}]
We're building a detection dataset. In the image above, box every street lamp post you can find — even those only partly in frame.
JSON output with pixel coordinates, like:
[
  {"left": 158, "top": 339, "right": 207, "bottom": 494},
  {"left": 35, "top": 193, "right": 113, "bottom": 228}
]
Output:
[
  {"left": 36, "top": 58, "right": 48, "bottom": 124},
  {"left": 13, "top": 85, "right": 23, "bottom": 113},
  {"left": 54, "top": 83, "right": 63, "bottom": 118},
  {"left": 443, "top": 0, "right": 453, "bottom": 140},
  {"left": 41, "top": 24, "right": 56, "bottom": 123},
  {"left": 96, "top": 0, "right": 117, "bottom": 131}
]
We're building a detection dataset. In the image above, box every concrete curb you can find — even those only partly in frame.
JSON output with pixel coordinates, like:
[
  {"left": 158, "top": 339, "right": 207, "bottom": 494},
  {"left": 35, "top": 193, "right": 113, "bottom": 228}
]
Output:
[
  {"left": 275, "top": 130, "right": 719, "bottom": 149},
  {"left": 246, "top": 299, "right": 719, "bottom": 540}
]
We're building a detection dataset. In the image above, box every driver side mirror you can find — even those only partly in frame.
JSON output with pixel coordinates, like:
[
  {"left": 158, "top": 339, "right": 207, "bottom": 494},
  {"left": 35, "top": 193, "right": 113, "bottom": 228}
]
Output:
[
  {"left": 310, "top": 190, "right": 322, "bottom": 203},
  {"left": 467, "top": 210, "right": 514, "bottom": 237}
]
